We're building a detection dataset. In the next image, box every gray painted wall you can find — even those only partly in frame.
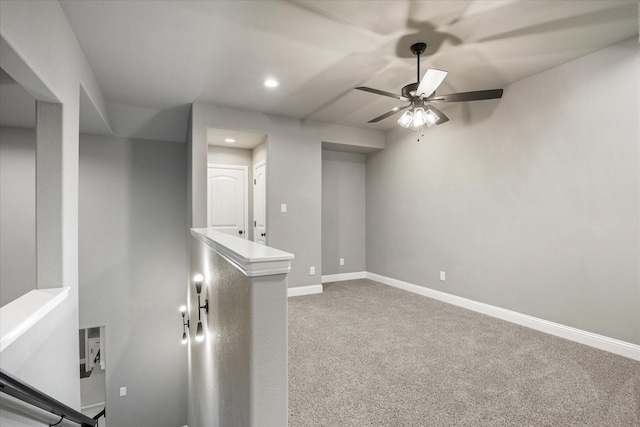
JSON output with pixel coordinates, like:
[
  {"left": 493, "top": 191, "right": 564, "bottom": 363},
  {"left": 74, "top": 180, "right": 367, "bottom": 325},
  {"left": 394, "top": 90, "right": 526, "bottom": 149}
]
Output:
[
  {"left": 0, "top": 126, "right": 36, "bottom": 306},
  {"left": 190, "top": 104, "right": 383, "bottom": 288},
  {"left": 322, "top": 150, "right": 366, "bottom": 275},
  {"left": 366, "top": 38, "right": 639, "bottom": 345},
  {"left": 188, "top": 237, "right": 249, "bottom": 426},
  {"left": 0, "top": 1, "right": 106, "bottom": 423},
  {"left": 252, "top": 140, "right": 267, "bottom": 166},
  {"left": 78, "top": 134, "right": 187, "bottom": 426},
  {"left": 80, "top": 369, "right": 105, "bottom": 408},
  {"left": 207, "top": 144, "right": 252, "bottom": 166},
  {"left": 188, "top": 235, "right": 288, "bottom": 427}
]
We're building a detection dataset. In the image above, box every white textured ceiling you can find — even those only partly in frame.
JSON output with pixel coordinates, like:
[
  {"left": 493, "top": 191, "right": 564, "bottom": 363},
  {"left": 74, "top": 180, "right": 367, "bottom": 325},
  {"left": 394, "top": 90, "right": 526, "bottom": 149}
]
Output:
[{"left": 3, "top": 1, "right": 638, "bottom": 134}]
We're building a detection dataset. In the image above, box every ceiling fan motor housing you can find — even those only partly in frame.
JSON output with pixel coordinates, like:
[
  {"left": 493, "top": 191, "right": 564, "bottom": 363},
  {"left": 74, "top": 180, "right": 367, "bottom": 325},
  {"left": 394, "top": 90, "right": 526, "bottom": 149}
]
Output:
[{"left": 402, "top": 82, "right": 419, "bottom": 99}]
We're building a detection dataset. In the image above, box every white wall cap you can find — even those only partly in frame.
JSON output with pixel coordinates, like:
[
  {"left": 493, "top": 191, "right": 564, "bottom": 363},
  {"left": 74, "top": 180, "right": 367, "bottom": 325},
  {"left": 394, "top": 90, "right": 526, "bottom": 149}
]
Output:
[
  {"left": 0, "top": 287, "right": 70, "bottom": 353},
  {"left": 191, "top": 228, "right": 294, "bottom": 277}
]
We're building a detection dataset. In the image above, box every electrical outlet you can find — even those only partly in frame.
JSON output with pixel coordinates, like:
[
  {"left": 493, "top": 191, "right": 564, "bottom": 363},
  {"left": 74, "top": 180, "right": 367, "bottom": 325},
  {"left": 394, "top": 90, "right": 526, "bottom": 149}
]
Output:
[
  {"left": 120, "top": 387, "right": 127, "bottom": 397},
  {"left": 310, "top": 266, "right": 315, "bottom": 275},
  {"left": 440, "top": 271, "right": 446, "bottom": 281},
  {"left": 280, "top": 203, "right": 287, "bottom": 213},
  {"left": 340, "top": 258, "right": 344, "bottom": 266}
]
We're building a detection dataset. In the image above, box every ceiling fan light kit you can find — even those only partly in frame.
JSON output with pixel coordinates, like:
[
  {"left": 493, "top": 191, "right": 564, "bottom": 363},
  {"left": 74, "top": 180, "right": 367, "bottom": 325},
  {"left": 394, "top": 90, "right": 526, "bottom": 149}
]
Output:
[
  {"left": 397, "top": 104, "right": 440, "bottom": 131},
  {"left": 356, "top": 42, "right": 504, "bottom": 140},
  {"left": 397, "top": 109, "right": 413, "bottom": 128}
]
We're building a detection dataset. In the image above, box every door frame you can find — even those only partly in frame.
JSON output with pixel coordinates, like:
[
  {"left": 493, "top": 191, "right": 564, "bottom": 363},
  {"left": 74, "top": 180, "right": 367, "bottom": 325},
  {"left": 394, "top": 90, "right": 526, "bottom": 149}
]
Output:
[
  {"left": 207, "top": 163, "right": 249, "bottom": 238},
  {"left": 253, "top": 160, "right": 267, "bottom": 244}
]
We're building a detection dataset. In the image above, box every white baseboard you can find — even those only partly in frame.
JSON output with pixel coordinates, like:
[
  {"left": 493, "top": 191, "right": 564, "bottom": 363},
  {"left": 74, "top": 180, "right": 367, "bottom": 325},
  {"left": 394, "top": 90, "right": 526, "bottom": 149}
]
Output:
[
  {"left": 366, "top": 272, "right": 640, "bottom": 361},
  {"left": 321, "top": 271, "right": 367, "bottom": 283},
  {"left": 287, "top": 284, "right": 323, "bottom": 297},
  {"left": 81, "top": 402, "right": 105, "bottom": 411}
]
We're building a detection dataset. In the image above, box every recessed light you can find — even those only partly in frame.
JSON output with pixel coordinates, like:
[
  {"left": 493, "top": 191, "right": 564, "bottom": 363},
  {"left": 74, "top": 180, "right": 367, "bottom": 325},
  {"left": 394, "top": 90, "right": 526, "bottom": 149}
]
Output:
[
  {"left": 263, "top": 78, "right": 280, "bottom": 88},
  {"left": 224, "top": 138, "right": 236, "bottom": 143}
]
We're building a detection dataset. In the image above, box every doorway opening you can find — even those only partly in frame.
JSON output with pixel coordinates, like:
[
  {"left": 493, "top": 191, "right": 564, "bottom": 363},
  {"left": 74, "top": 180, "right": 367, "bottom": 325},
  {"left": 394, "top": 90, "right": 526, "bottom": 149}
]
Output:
[
  {"left": 79, "top": 326, "right": 107, "bottom": 425},
  {"left": 321, "top": 143, "right": 371, "bottom": 277},
  {"left": 207, "top": 128, "right": 268, "bottom": 244}
]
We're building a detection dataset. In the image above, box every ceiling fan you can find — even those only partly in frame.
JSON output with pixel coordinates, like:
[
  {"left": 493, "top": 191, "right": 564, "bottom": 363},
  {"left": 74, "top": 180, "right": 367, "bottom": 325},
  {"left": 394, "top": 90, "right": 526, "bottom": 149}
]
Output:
[{"left": 356, "top": 42, "right": 503, "bottom": 131}]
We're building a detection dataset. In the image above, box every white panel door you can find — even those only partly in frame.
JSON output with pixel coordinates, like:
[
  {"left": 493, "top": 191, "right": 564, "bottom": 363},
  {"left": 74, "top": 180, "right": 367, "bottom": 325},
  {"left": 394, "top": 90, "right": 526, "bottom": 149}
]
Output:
[
  {"left": 207, "top": 165, "right": 247, "bottom": 238},
  {"left": 253, "top": 161, "right": 266, "bottom": 244}
]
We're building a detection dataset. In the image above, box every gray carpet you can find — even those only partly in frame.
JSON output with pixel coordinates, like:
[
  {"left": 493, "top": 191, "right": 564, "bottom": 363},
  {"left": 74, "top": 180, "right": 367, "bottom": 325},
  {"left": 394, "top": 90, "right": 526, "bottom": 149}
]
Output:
[{"left": 288, "top": 279, "right": 639, "bottom": 426}]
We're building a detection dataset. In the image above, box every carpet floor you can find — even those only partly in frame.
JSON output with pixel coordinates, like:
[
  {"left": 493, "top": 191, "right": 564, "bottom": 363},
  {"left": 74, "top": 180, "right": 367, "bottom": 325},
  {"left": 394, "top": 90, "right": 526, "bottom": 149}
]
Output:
[{"left": 288, "top": 279, "right": 639, "bottom": 426}]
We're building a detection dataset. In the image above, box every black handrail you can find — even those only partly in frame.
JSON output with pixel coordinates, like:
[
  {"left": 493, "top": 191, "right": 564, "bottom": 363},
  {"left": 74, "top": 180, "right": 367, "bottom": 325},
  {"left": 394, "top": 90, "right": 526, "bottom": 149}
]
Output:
[
  {"left": 92, "top": 406, "right": 106, "bottom": 427},
  {"left": 93, "top": 407, "right": 105, "bottom": 421},
  {"left": 0, "top": 368, "right": 96, "bottom": 427}
]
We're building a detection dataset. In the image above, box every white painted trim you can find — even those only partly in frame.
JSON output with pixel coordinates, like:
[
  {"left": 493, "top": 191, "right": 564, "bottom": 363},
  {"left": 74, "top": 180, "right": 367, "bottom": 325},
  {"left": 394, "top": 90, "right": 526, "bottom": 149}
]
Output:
[
  {"left": 366, "top": 272, "right": 640, "bottom": 361},
  {"left": 321, "top": 271, "right": 366, "bottom": 283},
  {"left": 191, "top": 228, "right": 293, "bottom": 277},
  {"left": 287, "top": 284, "right": 323, "bottom": 297},
  {"left": 252, "top": 160, "right": 267, "bottom": 245},
  {"left": 80, "top": 402, "right": 105, "bottom": 411},
  {"left": 99, "top": 325, "right": 106, "bottom": 370},
  {"left": 0, "top": 287, "right": 70, "bottom": 353}
]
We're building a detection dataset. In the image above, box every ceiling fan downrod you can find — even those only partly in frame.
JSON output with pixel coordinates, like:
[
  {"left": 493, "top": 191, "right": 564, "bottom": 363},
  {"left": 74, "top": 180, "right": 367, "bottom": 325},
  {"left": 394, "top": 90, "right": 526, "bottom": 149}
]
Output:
[{"left": 410, "top": 42, "right": 427, "bottom": 84}]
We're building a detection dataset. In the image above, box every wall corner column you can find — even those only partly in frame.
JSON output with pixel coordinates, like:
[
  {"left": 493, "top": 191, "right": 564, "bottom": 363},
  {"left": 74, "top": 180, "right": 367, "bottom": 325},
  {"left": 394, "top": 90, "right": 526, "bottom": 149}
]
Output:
[{"left": 35, "top": 101, "right": 64, "bottom": 289}]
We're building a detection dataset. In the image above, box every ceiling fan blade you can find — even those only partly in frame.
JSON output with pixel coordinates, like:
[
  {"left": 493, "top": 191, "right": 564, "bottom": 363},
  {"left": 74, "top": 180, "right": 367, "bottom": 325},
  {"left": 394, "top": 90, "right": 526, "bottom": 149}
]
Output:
[
  {"left": 368, "top": 105, "right": 410, "bottom": 123},
  {"left": 416, "top": 69, "right": 448, "bottom": 98},
  {"left": 428, "top": 89, "right": 503, "bottom": 102},
  {"left": 427, "top": 105, "right": 449, "bottom": 125},
  {"left": 356, "top": 87, "right": 410, "bottom": 102}
]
